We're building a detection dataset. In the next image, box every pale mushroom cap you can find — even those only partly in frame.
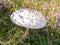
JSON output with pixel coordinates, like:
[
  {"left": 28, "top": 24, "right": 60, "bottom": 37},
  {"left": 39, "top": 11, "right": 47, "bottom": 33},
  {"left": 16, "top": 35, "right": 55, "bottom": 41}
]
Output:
[{"left": 10, "top": 8, "right": 46, "bottom": 29}]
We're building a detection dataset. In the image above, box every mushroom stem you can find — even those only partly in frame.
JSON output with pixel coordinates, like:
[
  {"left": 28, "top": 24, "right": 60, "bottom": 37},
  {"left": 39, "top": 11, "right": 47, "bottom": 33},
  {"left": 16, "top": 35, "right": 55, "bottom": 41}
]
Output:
[{"left": 24, "top": 28, "right": 29, "bottom": 37}]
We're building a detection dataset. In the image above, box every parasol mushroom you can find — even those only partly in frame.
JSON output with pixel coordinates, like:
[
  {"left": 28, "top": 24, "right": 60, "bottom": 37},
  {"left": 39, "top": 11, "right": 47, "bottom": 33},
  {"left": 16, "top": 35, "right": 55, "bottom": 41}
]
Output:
[{"left": 10, "top": 8, "right": 46, "bottom": 37}]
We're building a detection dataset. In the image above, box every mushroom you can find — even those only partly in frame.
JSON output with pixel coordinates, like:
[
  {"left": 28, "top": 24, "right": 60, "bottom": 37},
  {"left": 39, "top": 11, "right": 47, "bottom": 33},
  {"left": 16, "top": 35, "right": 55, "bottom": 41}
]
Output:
[{"left": 10, "top": 8, "right": 46, "bottom": 37}]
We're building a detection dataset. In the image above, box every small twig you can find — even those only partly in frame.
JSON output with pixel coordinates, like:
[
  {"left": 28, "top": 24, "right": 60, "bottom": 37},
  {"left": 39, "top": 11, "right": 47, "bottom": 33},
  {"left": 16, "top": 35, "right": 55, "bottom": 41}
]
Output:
[{"left": 0, "top": 41, "right": 7, "bottom": 45}]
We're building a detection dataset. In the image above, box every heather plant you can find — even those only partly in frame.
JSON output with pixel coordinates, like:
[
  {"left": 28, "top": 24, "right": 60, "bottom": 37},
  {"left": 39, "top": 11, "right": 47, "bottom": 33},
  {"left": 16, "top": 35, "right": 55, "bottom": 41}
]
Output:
[{"left": 0, "top": 0, "right": 60, "bottom": 45}]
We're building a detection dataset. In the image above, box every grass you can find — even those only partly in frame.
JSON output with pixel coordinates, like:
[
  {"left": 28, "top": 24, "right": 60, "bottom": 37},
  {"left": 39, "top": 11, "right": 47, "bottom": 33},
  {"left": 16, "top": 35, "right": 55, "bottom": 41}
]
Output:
[{"left": 0, "top": 0, "right": 60, "bottom": 45}]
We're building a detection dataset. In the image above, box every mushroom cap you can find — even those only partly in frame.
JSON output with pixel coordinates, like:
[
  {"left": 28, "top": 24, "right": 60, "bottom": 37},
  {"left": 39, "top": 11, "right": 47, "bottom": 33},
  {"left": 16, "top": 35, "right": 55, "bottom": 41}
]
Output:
[{"left": 10, "top": 8, "right": 46, "bottom": 29}]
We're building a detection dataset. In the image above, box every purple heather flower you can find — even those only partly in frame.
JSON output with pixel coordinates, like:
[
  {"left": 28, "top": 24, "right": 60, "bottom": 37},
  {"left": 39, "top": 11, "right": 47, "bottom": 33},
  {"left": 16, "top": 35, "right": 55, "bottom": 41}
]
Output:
[
  {"left": 58, "top": 24, "right": 60, "bottom": 26},
  {"left": 53, "top": 24, "right": 56, "bottom": 28},
  {"left": 4, "top": 21, "right": 8, "bottom": 26},
  {"left": 46, "top": 16, "right": 50, "bottom": 20},
  {"left": 54, "top": 12, "right": 60, "bottom": 18},
  {"left": 0, "top": 4, "right": 2, "bottom": 9}
]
